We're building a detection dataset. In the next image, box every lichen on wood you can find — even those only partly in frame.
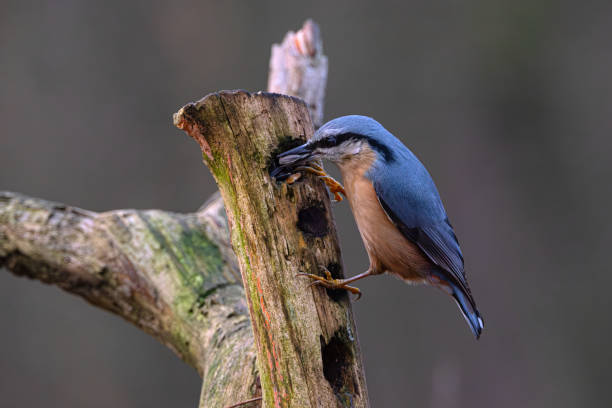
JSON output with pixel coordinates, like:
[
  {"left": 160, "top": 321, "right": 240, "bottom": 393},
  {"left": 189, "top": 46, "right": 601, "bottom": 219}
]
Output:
[
  {"left": 174, "top": 90, "right": 369, "bottom": 407},
  {"left": 0, "top": 191, "right": 259, "bottom": 407}
]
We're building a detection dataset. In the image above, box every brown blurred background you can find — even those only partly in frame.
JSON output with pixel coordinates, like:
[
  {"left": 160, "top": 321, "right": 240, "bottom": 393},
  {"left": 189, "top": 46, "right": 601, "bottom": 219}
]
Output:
[{"left": 1, "top": 1, "right": 611, "bottom": 407}]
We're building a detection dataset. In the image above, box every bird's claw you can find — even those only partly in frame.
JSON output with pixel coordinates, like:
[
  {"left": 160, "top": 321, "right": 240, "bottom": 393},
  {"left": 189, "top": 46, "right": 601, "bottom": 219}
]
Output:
[
  {"left": 318, "top": 176, "right": 346, "bottom": 202},
  {"left": 296, "top": 271, "right": 362, "bottom": 300},
  {"left": 285, "top": 161, "right": 346, "bottom": 202}
]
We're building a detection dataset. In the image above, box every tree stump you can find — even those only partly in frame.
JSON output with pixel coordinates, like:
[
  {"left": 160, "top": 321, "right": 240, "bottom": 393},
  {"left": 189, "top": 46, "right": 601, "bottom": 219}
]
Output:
[{"left": 174, "top": 90, "right": 369, "bottom": 407}]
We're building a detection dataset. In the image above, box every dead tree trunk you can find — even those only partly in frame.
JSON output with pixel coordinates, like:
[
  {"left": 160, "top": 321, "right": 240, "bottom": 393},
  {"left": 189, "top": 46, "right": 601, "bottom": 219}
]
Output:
[
  {"left": 174, "top": 90, "right": 369, "bottom": 407},
  {"left": 0, "top": 20, "right": 370, "bottom": 408}
]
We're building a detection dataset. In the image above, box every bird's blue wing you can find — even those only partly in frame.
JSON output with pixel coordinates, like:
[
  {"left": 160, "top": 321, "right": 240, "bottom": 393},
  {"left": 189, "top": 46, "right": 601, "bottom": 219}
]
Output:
[{"left": 372, "top": 164, "right": 469, "bottom": 291}]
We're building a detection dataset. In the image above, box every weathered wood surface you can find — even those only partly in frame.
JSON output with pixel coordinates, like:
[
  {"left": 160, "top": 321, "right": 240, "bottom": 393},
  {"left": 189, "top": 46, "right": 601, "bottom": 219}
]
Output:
[
  {"left": 0, "top": 192, "right": 259, "bottom": 406},
  {"left": 268, "top": 19, "right": 328, "bottom": 128},
  {"left": 174, "top": 90, "right": 369, "bottom": 407}
]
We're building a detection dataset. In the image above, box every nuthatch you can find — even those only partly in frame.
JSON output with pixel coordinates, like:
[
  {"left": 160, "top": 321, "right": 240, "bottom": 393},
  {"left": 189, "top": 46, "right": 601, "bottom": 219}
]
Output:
[{"left": 273, "top": 115, "right": 484, "bottom": 338}]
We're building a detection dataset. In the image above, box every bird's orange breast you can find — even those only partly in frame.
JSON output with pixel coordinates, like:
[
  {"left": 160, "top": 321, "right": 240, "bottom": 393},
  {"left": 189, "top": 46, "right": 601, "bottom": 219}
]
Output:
[{"left": 339, "top": 147, "right": 431, "bottom": 282}]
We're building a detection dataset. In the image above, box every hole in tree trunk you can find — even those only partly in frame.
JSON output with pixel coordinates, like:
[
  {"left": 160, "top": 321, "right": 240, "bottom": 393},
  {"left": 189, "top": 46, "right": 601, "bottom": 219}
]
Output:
[
  {"left": 297, "top": 204, "right": 329, "bottom": 237},
  {"left": 268, "top": 136, "right": 305, "bottom": 182},
  {"left": 320, "top": 328, "right": 358, "bottom": 404}
]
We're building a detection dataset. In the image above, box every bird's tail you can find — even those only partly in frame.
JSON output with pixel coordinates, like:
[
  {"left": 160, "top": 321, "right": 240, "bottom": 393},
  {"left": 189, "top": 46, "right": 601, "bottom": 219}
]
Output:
[
  {"left": 432, "top": 271, "right": 484, "bottom": 339},
  {"left": 451, "top": 283, "right": 483, "bottom": 339}
]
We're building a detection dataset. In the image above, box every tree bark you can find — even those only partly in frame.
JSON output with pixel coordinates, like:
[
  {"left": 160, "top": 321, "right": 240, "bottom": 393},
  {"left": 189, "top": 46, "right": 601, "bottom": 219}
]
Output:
[
  {"left": 0, "top": 191, "right": 259, "bottom": 407},
  {"left": 268, "top": 19, "right": 328, "bottom": 128},
  {"left": 174, "top": 90, "right": 369, "bottom": 407}
]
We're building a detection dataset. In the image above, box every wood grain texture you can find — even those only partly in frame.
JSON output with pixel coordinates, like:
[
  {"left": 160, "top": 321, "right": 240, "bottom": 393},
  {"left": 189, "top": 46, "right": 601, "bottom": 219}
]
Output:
[
  {"left": 268, "top": 19, "right": 328, "bottom": 128},
  {"left": 0, "top": 192, "right": 259, "bottom": 407},
  {"left": 174, "top": 90, "right": 369, "bottom": 408}
]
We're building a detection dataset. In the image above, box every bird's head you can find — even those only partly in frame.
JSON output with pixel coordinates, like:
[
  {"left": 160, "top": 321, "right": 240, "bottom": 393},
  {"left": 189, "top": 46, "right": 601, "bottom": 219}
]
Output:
[{"left": 274, "top": 115, "right": 397, "bottom": 175}]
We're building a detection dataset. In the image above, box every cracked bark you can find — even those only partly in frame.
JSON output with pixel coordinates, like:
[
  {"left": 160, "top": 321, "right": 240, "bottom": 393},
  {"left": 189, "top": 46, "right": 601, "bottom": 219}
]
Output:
[
  {"left": 175, "top": 89, "right": 368, "bottom": 408},
  {"left": 0, "top": 192, "right": 258, "bottom": 406}
]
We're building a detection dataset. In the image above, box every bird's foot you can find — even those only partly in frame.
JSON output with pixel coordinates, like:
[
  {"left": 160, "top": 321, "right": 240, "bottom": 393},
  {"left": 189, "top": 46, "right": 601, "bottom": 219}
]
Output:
[
  {"left": 318, "top": 175, "right": 346, "bottom": 203},
  {"left": 286, "top": 162, "right": 346, "bottom": 202},
  {"left": 297, "top": 267, "right": 362, "bottom": 300}
]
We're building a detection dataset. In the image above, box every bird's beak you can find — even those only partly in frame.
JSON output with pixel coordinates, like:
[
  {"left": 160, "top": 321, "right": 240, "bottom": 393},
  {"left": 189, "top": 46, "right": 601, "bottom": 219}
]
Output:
[
  {"left": 277, "top": 143, "right": 314, "bottom": 166},
  {"left": 270, "top": 143, "right": 314, "bottom": 180}
]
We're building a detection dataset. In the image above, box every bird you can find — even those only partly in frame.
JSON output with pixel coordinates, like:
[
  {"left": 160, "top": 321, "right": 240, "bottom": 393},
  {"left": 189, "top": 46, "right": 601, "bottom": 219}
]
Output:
[{"left": 272, "top": 115, "right": 484, "bottom": 339}]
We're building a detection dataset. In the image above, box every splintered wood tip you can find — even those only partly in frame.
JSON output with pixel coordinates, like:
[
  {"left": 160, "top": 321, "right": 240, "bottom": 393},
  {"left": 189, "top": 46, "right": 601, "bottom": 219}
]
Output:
[
  {"left": 173, "top": 108, "right": 187, "bottom": 130},
  {"left": 291, "top": 19, "right": 321, "bottom": 58},
  {"left": 173, "top": 104, "right": 213, "bottom": 161}
]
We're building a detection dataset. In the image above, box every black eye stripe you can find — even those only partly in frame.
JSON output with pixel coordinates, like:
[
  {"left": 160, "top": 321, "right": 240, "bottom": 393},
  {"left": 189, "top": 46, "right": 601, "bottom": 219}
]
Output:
[
  {"left": 312, "top": 133, "right": 395, "bottom": 162},
  {"left": 313, "top": 136, "right": 337, "bottom": 149}
]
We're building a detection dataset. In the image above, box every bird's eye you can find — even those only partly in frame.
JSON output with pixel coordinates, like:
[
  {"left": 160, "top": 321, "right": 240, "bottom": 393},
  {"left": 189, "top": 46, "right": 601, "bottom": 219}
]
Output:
[{"left": 314, "top": 135, "right": 337, "bottom": 149}]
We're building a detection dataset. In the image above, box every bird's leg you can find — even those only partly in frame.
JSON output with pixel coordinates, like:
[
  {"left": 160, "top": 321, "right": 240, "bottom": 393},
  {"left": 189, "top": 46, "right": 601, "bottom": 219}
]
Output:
[
  {"left": 297, "top": 267, "right": 373, "bottom": 300},
  {"left": 292, "top": 162, "right": 346, "bottom": 202}
]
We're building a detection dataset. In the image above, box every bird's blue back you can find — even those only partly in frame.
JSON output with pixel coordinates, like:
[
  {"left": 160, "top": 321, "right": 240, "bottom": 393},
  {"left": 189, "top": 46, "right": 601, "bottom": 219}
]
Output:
[
  {"left": 315, "top": 115, "right": 482, "bottom": 337},
  {"left": 318, "top": 115, "right": 467, "bottom": 287}
]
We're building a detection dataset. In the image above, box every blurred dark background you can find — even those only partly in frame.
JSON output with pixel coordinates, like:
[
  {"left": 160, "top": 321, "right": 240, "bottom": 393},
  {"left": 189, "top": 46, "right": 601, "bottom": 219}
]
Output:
[{"left": 1, "top": 1, "right": 611, "bottom": 407}]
